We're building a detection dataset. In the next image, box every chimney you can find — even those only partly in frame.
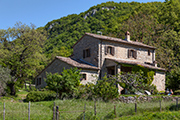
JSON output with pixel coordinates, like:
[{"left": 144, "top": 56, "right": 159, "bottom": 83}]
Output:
[{"left": 125, "top": 31, "right": 130, "bottom": 42}]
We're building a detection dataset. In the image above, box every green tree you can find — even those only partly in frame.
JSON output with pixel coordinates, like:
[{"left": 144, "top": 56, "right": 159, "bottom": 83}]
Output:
[
  {"left": 116, "top": 13, "right": 168, "bottom": 45},
  {"left": 93, "top": 76, "right": 119, "bottom": 101},
  {"left": 45, "top": 68, "right": 81, "bottom": 98},
  {"left": 0, "top": 22, "right": 47, "bottom": 95},
  {"left": 117, "top": 71, "right": 157, "bottom": 94},
  {"left": 0, "top": 65, "right": 11, "bottom": 95},
  {"left": 166, "top": 68, "right": 180, "bottom": 90},
  {"left": 160, "top": 0, "right": 180, "bottom": 31},
  {"left": 156, "top": 30, "right": 180, "bottom": 71}
]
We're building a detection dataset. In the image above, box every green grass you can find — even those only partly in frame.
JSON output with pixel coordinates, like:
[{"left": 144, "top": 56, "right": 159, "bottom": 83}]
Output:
[
  {"left": 118, "top": 111, "right": 180, "bottom": 120},
  {"left": 0, "top": 99, "right": 179, "bottom": 120},
  {"left": 0, "top": 90, "right": 180, "bottom": 120},
  {"left": 0, "top": 101, "right": 53, "bottom": 120},
  {"left": 17, "top": 90, "right": 29, "bottom": 95}
]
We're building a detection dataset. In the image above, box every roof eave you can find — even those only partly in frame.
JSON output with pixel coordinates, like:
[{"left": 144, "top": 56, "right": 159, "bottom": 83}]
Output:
[
  {"left": 98, "top": 38, "right": 156, "bottom": 49},
  {"left": 106, "top": 58, "right": 165, "bottom": 71},
  {"left": 72, "top": 32, "right": 156, "bottom": 49}
]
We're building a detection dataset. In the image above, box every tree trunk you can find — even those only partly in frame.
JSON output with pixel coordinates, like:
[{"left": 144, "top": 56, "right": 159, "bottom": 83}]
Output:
[{"left": 7, "top": 83, "right": 16, "bottom": 95}]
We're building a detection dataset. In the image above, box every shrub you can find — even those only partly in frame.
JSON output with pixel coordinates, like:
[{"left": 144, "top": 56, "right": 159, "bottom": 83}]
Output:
[
  {"left": 92, "top": 76, "right": 119, "bottom": 101},
  {"left": 74, "top": 76, "right": 119, "bottom": 101},
  {"left": 174, "top": 90, "right": 180, "bottom": 95},
  {"left": 45, "top": 68, "right": 81, "bottom": 99},
  {"left": 26, "top": 90, "right": 56, "bottom": 102},
  {"left": 73, "top": 84, "right": 90, "bottom": 99}
]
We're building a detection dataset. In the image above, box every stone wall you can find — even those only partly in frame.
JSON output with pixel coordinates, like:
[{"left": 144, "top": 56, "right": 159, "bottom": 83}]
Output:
[
  {"left": 73, "top": 35, "right": 156, "bottom": 79},
  {"left": 99, "top": 40, "right": 155, "bottom": 78},
  {"left": 36, "top": 59, "right": 72, "bottom": 88},
  {"left": 72, "top": 35, "right": 100, "bottom": 67},
  {"left": 101, "top": 40, "right": 154, "bottom": 65},
  {"left": 36, "top": 59, "right": 98, "bottom": 89},
  {"left": 152, "top": 71, "right": 166, "bottom": 91},
  {"left": 69, "top": 35, "right": 165, "bottom": 91},
  {"left": 80, "top": 69, "right": 99, "bottom": 85},
  {"left": 118, "top": 96, "right": 179, "bottom": 103}
]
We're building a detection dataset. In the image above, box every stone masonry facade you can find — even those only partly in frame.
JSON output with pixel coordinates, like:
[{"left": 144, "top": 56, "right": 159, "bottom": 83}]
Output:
[
  {"left": 36, "top": 58, "right": 98, "bottom": 89},
  {"left": 36, "top": 32, "right": 166, "bottom": 91}
]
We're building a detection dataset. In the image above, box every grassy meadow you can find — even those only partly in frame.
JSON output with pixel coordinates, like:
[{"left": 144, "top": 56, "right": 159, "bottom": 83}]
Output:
[{"left": 0, "top": 90, "right": 180, "bottom": 120}]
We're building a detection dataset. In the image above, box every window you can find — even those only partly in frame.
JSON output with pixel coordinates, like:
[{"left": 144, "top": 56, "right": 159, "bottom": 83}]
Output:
[
  {"left": 128, "top": 49, "right": 137, "bottom": 59},
  {"left": 105, "top": 46, "right": 115, "bottom": 56},
  {"left": 80, "top": 74, "right": 87, "bottom": 80},
  {"left": 82, "top": 74, "right": 86, "bottom": 80},
  {"left": 83, "top": 48, "right": 91, "bottom": 58},
  {"left": 36, "top": 78, "right": 41, "bottom": 86},
  {"left": 148, "top": 50, "right": 151, "bottom": 56}
]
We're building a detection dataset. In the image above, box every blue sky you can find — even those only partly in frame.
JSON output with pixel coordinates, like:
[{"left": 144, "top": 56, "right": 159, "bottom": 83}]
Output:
[{"left": 0, "top": 0, "right": 164, "bottom": 29}]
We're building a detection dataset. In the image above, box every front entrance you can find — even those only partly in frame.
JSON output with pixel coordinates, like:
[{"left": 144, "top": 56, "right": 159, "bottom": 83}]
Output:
[{"left": 107, "top": 66, "right": 115, "bottom": 77}]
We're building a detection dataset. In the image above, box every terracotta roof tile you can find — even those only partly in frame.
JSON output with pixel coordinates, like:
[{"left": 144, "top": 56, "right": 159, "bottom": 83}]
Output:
[
  {"left": 106, "top": 58, "right": 165, "bottom": 71},
  {"left": 56, "top": 56, "right": 99, "bottom": 70}
]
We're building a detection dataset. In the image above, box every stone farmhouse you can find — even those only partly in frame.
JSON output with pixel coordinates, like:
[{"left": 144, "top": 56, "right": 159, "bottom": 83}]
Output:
[{"left": 35, "top": 32, "right": 166, "bottom": 92}]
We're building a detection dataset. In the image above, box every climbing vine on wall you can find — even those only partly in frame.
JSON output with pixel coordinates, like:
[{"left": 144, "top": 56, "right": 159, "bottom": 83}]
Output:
[{"left": 121, "top": 64, "right": 155, "bottom": 85}]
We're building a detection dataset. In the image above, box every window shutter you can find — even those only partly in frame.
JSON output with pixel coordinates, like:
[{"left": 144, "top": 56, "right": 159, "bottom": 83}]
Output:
[
  {"left": 128, "top": 49, "right": 130, "bottom": 58},
  {"left": 111, "top": 47, "right": 115, "bottom": 56},
  {"left": 83, "top": 50, "right": 85, "bottom": 58},
  {"left": 134, "top": 51, "right": 137, "bottom": 59}
]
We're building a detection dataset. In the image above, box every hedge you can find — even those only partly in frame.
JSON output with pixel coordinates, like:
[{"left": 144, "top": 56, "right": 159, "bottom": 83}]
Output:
[{"left": 26, "top": 90, "right": 56, "bottom": 102}]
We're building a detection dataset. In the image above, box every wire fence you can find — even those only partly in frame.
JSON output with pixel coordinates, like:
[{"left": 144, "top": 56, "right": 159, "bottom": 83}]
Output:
[{"left": 0, "top": 98, "right": 180, "bottom": 120}]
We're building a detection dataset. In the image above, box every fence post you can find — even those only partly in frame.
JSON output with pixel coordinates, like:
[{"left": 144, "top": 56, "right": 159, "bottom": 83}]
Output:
[
  {"left": 159, "top": 100, "right": 161, "bottom": 112},
  {"left": 83, "top": 103, "right": 86, "bottom": 120},
  {"left": 53, "top": 102, "right": 56, "bottom": 120},
  {"left": 56, "top": 106, "right": 59, "bottom": 120},
  {"left": 135, "top": 103, "right": 137, "bottom": 113},
  {"left": 94, "top": 101, "right": 96, "bottom": 116},
  {"left": 3, "top": 102, "right": 5, "bottom": 120},
  {"left": 114, "top": 105, "right": 116, "bottom": 118},
  {"left": 176, "top": 98, "right": 178, "bottom": 110},
  {"left": 28, "top": 101, "right": 30, "bottom": 120}
]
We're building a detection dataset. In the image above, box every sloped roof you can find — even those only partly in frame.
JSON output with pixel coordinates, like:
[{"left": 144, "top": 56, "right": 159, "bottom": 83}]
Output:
[
  {"left": 56, "top": 56, "right": 99, "bottom": 70},
  {"left": 106, "top": 58, "right": 165, "bottom": 71},
  {"left": 73, "top": 33, "right": 156, "bottom": 49},
  {"left": 35, "top": 56, "right": 99, "bottom": 79}
]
